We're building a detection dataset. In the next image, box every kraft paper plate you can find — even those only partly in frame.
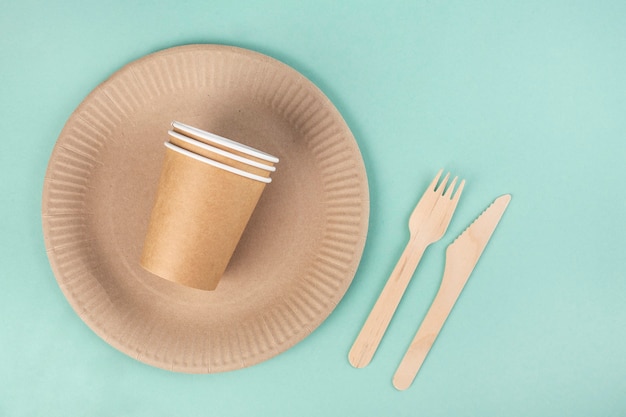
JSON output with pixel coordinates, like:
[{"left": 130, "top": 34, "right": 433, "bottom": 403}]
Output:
[{"left": 42, "top": 44, "right": 369, "bottom": 373}]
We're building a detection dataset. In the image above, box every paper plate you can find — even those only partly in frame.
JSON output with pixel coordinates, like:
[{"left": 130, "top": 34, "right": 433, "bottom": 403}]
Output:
[{"left": 42, "top": 44, "right": 369, "bottom": 373}]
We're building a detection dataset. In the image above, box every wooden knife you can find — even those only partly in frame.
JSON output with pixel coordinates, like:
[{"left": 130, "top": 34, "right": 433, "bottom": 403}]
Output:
[{"left": 393, "top": 194, "right": 511, "bottom": 390}]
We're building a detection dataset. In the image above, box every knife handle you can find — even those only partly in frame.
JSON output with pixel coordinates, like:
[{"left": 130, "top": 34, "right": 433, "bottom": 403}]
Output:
[
  {"left": 349, "top": 237, "right": 428, "bottom": 368},
  {"left": 392, "top": 271, "right": 464, "bottom": 390}
]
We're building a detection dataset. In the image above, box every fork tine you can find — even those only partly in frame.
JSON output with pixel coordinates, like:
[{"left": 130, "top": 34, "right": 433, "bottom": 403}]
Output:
[
  {"left": 452, "top": 179, "right": 466, "bottom": 201},
  {"left": 444, "top": 176, "right": 458, "bottom": 198},
  {"left": 428, "top": 169, "right": 443, "bottom": 191},
  {"left": 436, "top": 172, "right": 450, "bottom": 194}
]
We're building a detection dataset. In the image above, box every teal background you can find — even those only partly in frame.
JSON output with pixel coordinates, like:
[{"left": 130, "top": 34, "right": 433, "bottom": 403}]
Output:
[{"left": 1, "top": 0, "right": 625, "bottom": 415}]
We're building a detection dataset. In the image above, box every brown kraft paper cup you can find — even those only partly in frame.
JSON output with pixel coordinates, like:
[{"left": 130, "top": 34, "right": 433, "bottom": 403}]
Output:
[
  {"left": 168, "top": 131, "right": 273, "bottom": 178},
  {"left": 140, "top": 144, "right": 268, "bottom": 291}
]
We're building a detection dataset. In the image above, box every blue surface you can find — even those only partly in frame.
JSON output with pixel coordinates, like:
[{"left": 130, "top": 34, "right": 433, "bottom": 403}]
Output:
[{"left": 1, "top": 1, "right": 625, "bottom": 415}]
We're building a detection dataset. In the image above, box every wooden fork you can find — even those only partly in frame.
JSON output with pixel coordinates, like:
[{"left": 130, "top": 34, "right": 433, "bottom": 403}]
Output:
[{"left": 348, "top": 170, "right": 465, "bottom": 368}]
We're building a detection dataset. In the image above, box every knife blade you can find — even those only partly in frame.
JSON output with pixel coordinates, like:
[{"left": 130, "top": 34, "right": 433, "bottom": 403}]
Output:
[{"left": 392, "top": 194, "right": 511, "bottom": 390}]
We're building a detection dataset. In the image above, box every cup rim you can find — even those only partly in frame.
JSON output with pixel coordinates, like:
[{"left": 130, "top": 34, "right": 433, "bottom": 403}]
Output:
[
  {"left": 167, "top": 130, "right": 276, "bottom": 172},
  {"left": 164, "top": 142, "right": 272, "bottom": 184},
  {"left": 171, "top": 121, "right": 280, "bottom": 164}
]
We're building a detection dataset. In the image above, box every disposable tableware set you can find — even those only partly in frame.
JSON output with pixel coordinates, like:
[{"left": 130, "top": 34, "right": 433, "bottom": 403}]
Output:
[
  {"left": 42, "top": 44, "right": 511, "bottom": 385},
  {"left": 348, "top": 170, "right": 510, "bottom": 390}
]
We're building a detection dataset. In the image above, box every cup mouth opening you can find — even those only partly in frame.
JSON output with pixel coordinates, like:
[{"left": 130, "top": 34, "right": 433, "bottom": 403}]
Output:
[
  {"left": 171, "top": 121, "right": 280, "bottom": 164},
  {"left": 167, "top": 130, "right": 276, "bottom": 172},
  {"left": 164, "top": 142, "right": 272, "bottom": 184}
]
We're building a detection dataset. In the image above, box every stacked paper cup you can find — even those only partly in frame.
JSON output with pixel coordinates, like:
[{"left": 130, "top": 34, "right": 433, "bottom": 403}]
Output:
[{"left": 140, "top": 121, "right": 279, "bottom": 291}]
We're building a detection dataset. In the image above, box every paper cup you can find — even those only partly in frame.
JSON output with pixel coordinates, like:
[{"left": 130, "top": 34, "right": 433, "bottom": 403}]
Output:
[
  {"left": 140, "top": 142, "right": 269, "bottom": 291},
  {"left": 167, "top": 130, "right": 275, "bottom": 178},
  {"left": 171, "top": 121, "right": 279, "bottom": 166}
]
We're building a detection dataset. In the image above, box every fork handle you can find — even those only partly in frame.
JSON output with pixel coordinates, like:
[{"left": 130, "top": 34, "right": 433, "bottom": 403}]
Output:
[
  {"left": 392, "top": 282, "right": 461, "bottom": 390},
  {"left": 348, "top": 237, "right": 428, "bottom": 368}
]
